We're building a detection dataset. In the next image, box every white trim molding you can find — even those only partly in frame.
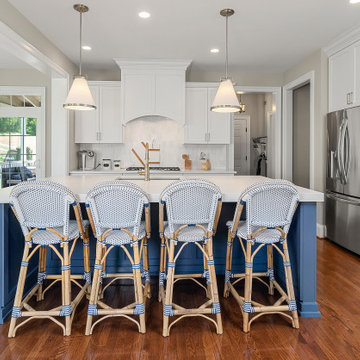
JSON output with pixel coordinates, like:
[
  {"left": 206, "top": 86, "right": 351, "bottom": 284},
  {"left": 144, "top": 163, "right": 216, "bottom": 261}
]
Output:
[
  {"left": 324, "top": 24, "right": 360, "bottom": 57},
  {"left": 114, "top": 58, "right": 192, "bottom": 71},
  {"left": 283, "top": 71, "right": 315, "bottom": 189},
  {"left": 317, "top": 223, "right": 327, "bottom": 238}
]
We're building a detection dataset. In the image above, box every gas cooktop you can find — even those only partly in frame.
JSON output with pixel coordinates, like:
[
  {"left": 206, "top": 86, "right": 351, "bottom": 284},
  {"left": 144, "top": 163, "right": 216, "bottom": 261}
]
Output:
[{"left": 126, "top": 166, "right": 181, "bottom": 172}]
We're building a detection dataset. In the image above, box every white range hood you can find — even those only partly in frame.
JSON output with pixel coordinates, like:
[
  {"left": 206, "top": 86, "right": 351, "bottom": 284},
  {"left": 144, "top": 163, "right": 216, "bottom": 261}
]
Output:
[{"left": 114, "top": 59, "right": 191, "bottom": 124}]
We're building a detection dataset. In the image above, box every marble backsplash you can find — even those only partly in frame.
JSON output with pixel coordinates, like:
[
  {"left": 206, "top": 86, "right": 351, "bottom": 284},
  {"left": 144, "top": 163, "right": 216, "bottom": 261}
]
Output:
[{"left": 79, "top": 116, "right": 229, "bottom": 170}]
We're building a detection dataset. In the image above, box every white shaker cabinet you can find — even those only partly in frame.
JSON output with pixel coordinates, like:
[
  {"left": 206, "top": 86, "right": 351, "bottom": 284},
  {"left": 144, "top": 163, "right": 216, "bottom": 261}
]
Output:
[
  {"left": 75, "top": 82, "right": 122, "bottom": 144},
  {"left": 184, "top": 86, "right": 231, "bottom": 144}
]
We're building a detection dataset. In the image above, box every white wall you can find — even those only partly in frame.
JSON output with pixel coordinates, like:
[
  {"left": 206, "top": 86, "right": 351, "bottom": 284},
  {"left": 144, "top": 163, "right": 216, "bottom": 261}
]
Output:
[
  {"left": 283, "top": 49, "right": 328, "bottom": 227},
  {"left": 78, "top": 116, "right": 228, "bottom": 171}
]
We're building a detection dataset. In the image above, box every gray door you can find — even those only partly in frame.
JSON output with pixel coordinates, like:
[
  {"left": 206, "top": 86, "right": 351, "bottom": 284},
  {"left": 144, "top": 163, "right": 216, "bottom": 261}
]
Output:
[
  {"left": 326, "top": 191, "right": 360, "bottom": 255},
  {"left": 326, "top": 110, "right": 344, "bottom": 194},
  {"left": 343, "top": 107, "right": 360, "bottom": 198}
]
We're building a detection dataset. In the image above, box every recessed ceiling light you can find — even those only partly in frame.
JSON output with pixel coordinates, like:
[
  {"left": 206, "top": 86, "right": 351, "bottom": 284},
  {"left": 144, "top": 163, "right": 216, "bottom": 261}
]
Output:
[
  {"left": 350, "top": 0, "right": 360, "bottom": 3},
  {"left": 236, "top": 91, "right": 245, "bottom": 95},
  {"left": 210, "top": 48, "right": 220, "bottom": 54},
  {"left": 82, "top": 45, "right": 92, "bottom": 51},
  {"left": 138, "top": 11, "right": 151, "bottom": 19}
]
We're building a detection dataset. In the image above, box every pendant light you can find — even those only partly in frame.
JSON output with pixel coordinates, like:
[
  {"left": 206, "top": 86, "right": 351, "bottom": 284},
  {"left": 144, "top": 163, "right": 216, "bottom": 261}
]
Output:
[
  {"left": 64, "top": 4, "right": 96, "bottom": 111},
  {"left": 211, "top": 9, "right": 240, "bottom": 113}
]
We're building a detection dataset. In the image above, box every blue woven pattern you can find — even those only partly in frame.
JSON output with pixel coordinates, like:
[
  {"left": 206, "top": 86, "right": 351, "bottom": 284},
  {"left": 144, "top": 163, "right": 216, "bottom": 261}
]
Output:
[
  {"left": 11, "top": 306, "right": 22, "bottom": 318},
  {"left": 284, "top": 262, "right": 291, "bottom": 267},
  {"left": 82, "top": 271, "right": 91, "bottom": 284},
  {"left": 159, "top": 272, "right": 167, "bottom": 286},
  {"left": 211, "top": 302, "right": 221, "bottom": 314},
  {"left": 61, "top": 264, "right": 71, "bottom": 271},
  {"left": 88, "top": 304, "right": 98, "bottom": 316},
  {"left": 142, "top": 270, "right": 151, "bottom": 283},
  {"left": 225, "top": 270, "right": 233, "bottom": 283},
  {"left": 242, "top": 302, "right": 255, "bottom": 313},
  {"left": 21, "top": 261, "right": 28, "bottom": 267},
  {"left": 202, "top": 269, "right": 210, "bottom": 284},
  {"left": 266, "top": 268, "right": 275, "bottom": 281},
  {"left": 168, "top": 262, "right": 176, "bottom": 268},
  {"left": 163, "top": 304, "right": 174, "bottom": 316},
  {"left": 59, "top": 304, "right": 73, "bottom": 316},
  {"left": 94, "top": 264, "right": 103, "bottom": 270},
  {"left": 100, "top": 221, "right": 147, "bottom": 246},
  {"left": 133, "top": 303, "right": 145, "bottom": 315},
  {"left": 164, "top": 223, "right": 209, "bottom": 243},
  {"left": 245, "top": 262, "right": 253, "bottom": 268},
  {"left": 207, "top": 259, "right": 215, "bottom": 266},
  {"left": 288, "top": 300, "right": 297, "bottom": 311},
  {"left": 37, "top": 271, "right": 47, "bottom": 285},
  {"left": 132, "top": 263, "right": 140, "bottom": 270}
]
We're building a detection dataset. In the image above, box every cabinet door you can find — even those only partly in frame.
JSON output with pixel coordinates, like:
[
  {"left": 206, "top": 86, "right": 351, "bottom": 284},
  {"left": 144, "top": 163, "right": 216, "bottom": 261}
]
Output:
[
  {"left": 122, "top": 72, "right": 155, "bottom": 122},
  {"left": 99, "top": 86, "right": 122, "bottom": 143},
  {"left": 207, "top": 88, "right": 231, "bottom": 144},
  {"left": 329, "top": 47, "right": 355, "bottom": 112},
  {"left": 75, "top": 86, "right": 99, "bottom": 143},
  {"left": 354, "top": 41, "right": 360, "bottom": 106},
  {"left": 155, "top": 72, "right": 185, "bottom": 123},
  {"left": 184, "top": 88, "right": 208, "bottom": 144}
]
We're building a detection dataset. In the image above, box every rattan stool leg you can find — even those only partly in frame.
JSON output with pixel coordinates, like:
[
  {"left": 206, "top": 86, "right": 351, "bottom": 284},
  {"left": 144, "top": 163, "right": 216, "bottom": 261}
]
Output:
[
  {"left": 132, "top": 240, "right": 146, "bottom": 333},
  {"left": 202, "top": 243, "right": 211, "bottom": 299},
  {"left": 282, "top": 240, "right": 299, "bottom": 329},
  {"left": 158, "top": 235, "right": 167, "bottom": 302},
  {"left": 98, "top": 245, "right": 107, "bottom": 300},
  {"left": 83, "top": 228, "right": 91, "bottom": 290},
  {"left": 61, "top": 242, "right": 72, "bottom": 336},
  {"left": 8, "top": 243, "right": 31, "bottom": 338},
  {"left": 142, "top": 237, "right": 151, "bottom": 299},
  {"left": 206, "top": 238, "right": 223, "bottom": 334},
  {"left": 162, "top": 239, "right": 176, "bottom": 337},
  {"left": 36, "top": 246, "right": 47, "bottom": 301},
  {"left": 224, "top": 229, "right": 234, "bottom": 298},
  {"left": 267, "top": 245, "right": 274, "bottom": 295},
  {"left": 243, "top": 240, "right": 253, "bottom": 333},
  {"left": 85, "top": 242, "right": 104, "bottom": 335}
]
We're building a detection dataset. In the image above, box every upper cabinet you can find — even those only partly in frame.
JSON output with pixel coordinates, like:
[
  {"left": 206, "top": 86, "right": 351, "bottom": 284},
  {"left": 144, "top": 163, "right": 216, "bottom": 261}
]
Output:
[
  {"left": 184, "top": 86, "right": 231, "bottom": 144},
  {"left": 75, "top": 82, "right": 122, "bottom": 143},
  {"left": 114, "top": 59, "right": 191, "bottom": 124},
  {"left": 328, "top": 40, "right": 360, "bottom": 112}
]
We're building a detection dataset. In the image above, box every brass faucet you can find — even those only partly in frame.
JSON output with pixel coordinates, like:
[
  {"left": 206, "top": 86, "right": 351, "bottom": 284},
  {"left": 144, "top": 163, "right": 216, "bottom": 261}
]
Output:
[{"left": 131, "top": 142, "right": 159, "bottom": 181}]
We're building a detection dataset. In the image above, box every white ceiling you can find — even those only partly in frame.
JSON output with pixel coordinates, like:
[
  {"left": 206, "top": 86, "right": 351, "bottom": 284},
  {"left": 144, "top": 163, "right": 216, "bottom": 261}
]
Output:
[
  {"left": 8, "top": 0, "right": 360, "bottom": 74},
  {"left": 0, "top": 47, "right": 30, "bottom": 68}
]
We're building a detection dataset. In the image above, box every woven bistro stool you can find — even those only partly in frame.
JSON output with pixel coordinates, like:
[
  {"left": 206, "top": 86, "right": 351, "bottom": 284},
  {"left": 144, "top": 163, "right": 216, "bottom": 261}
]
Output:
[
  {"left": 158, "top": 179, "right": 223, "bottom": 337},
  {"left": 8, "top": 181, "right": 91, "bottom": 337},
  {"left": 85, "top": 181, "right": 151, "bottom": 335},
  {"left": 223, "top": 180, "right": 300, "bottom": 332}
]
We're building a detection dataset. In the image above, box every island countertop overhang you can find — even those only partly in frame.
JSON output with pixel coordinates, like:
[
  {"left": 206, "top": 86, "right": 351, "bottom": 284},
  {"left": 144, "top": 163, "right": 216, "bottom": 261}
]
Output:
[{"left": 0, "top": 175, "right": 324, "bottom": 203}]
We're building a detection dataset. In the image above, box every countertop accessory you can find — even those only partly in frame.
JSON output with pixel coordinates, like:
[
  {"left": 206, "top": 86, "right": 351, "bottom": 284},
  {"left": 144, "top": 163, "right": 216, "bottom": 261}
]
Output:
[
  {"left": 8, "top": 181, "right": 90, "bottom": 337},
  {"left": 210, "top": 9, "right": 240, "bottom": 113},
  {"left": 131, "top": 142, "right": 160, "bottom": 181},
  {"left": 85, "top": 181, "right": 151, "bottom": 335},
  {"left": 113, "top": 160, "right": 121, "bottom": 169},
  {"left": 200, "top": 152, "right": 211, "bottom": 171},
  {"left": 223, "top": 180, "right": 300, "bottom": 332},
  {"left": 63, "top": 4, "right": 96, "bottom": 111},
  {"left": 78, "top": 150, "right": 96, "bottom": 171},
  {"left": 182, "top": 154, "right": 192, "bottom": 170},
  {"left": 159, "top": 179, "right": 223, "bottom": 336},
  {"left": 101, "top": 159, "right": 112, "bottom": 170}
]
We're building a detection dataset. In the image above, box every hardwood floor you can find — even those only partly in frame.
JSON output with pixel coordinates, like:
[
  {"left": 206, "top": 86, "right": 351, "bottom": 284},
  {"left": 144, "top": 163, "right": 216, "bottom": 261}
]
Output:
[{"left": 0, "top": 238, "right": 359, "bottom": 360}]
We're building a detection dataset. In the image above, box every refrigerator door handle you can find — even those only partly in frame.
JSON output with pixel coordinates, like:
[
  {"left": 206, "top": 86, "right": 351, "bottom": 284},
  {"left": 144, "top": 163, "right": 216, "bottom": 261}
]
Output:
[
  {"left": 344, "top": 121, "right": 350, "bottom": 184},
  {"left": 337, "top": 119, "right": 346, "bottom": 184},
  {"left": 326, "top": 192, "right": 360, "bottom": 206}
]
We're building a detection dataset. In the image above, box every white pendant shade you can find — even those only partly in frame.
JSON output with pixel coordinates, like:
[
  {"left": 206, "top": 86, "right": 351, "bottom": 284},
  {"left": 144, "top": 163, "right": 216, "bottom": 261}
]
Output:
[
  {"left": 211, "top": 79, "right": 241, "bottom": 113},
  {"left": 63, "top": 76, "right": 96, "bottom": 111}
]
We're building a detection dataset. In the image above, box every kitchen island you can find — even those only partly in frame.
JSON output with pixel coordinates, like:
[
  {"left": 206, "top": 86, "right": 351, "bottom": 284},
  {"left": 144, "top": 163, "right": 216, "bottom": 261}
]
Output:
[{"left": 0, "top": 175, "right": 323, "bottom": 323}]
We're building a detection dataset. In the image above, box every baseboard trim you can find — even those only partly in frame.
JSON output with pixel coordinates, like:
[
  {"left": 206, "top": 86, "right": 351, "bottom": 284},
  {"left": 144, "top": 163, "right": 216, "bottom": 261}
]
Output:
[{"left": 317, "top": 223, "right": 327, "bottom": 238}]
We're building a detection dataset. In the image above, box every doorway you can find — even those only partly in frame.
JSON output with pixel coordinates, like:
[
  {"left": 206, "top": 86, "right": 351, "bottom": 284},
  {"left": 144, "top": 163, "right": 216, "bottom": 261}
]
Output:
[
  {"left": 292, "top": 84, "right": 310, "bottom": 188},
  {"left": 234, "top": 114, "right": 250, "bottom": 175}
]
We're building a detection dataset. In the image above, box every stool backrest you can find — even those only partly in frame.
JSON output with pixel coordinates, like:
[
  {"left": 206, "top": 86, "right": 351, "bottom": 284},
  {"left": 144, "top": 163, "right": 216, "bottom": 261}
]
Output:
[
  {"left": 86, "top": 181, "right": 150, "bottom": 237},
  {"left": 9, "top": 181, "right": 78, "bottom": 237},
  {"left": 160, "top": 179, "right": 222, "bottom": 234},
  {"left": 237, "top": 180, "right": 299, "bottom": 236}
]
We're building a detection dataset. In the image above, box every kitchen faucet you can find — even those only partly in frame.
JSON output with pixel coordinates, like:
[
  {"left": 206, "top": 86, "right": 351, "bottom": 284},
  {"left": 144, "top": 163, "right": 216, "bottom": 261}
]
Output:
[{"left": 131, "top": 142, "right": 159, "bottom": 181}]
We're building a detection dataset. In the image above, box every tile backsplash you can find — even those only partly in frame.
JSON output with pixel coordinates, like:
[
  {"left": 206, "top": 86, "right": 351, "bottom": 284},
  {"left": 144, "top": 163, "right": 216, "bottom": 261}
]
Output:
[{"left": 79, "top": 116, "right": 229, "bottom": 170}]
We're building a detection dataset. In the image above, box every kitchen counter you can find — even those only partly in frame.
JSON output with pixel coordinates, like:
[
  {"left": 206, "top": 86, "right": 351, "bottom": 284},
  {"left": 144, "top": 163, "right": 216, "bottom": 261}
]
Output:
[
  {"left": 0, "top": 175, "right": 323, "bottom": 322},
  {"left": 69, "top": 169, "right": 236, "bottom": 176}
]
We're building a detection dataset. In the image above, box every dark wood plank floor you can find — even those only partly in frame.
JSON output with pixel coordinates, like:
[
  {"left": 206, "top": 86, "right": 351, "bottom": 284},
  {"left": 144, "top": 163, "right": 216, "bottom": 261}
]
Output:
[{"left": 0, "top": 238, "right": 359, "bottom": 360}]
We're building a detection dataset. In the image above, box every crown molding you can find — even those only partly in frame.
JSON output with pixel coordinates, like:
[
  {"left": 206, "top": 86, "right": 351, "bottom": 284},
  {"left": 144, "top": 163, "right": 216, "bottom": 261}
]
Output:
[
  {"left": 114, "top": 58, "right": 192, "bottom": 71},
  {"left": 324, "top": 23, "right": 360, "bottom": 57}
]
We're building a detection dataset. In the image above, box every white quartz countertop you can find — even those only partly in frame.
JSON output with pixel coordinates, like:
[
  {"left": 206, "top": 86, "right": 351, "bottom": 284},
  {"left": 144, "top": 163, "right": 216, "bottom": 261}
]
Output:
[
  {"left": 0, "top": 175, "right": 324, "bottom": 203},
  {"left": 69, "top": 169, "right": 236, "bottom": 175}
]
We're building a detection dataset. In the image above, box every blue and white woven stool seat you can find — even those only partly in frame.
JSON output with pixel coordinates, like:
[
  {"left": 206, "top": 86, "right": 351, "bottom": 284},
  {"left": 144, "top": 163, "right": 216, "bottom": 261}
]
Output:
[
  {"left": 164, "top": 222, "right": 208, "bottom": 242},
  {"left": 31, "top": 220, "right": 90, "bottom": 245},
  {"left": 226, "top": 221, "right": 282, "bottom": 244},
  {"left": 101, "top": 221, "right": 147, "bottom": 246}
]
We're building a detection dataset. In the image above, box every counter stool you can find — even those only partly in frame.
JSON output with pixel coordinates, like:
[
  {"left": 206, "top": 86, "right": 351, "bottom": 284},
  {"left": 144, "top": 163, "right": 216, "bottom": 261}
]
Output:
[
  {"left": 85, "top": 181, "right": 151, "bottom": 335},
  {"left": 159, "top": 179, "right": 223, "bottom": 337},
  {"left": 223, "top": 180, "right": 299, "bottom": 332},
  {"left": 8, "top": 181, "right": 91, "bottom": 337}
]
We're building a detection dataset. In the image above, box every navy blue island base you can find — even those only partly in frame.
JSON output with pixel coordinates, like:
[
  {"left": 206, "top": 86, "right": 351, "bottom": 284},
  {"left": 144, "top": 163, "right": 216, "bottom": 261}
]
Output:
[{"left": 0, "top": 200, "right": 320, "bottom": 323}]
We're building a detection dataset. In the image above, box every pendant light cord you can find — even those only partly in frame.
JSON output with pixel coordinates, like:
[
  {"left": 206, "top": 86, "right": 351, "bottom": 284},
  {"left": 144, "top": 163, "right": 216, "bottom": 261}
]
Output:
[
  {"left": 79, "top": 10, "right": 83, "bottom": 76},
  {"left": 225, "top": 14, "right": 229, "bottom": 79}
]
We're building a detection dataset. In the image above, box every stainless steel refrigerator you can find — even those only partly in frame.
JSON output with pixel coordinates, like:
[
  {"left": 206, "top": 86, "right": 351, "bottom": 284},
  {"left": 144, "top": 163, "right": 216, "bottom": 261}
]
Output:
[{"left": 326, "top": 107, "right": 360, "bottom": 254}]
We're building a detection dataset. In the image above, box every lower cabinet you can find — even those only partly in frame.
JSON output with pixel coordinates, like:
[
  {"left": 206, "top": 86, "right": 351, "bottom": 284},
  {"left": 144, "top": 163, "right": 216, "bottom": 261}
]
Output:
[
  {"left": 75, "top": 82, "right": 122, "bottom": 144},
  {"left": 184, "top": 86, "right": 231, "bottom": 144}
]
